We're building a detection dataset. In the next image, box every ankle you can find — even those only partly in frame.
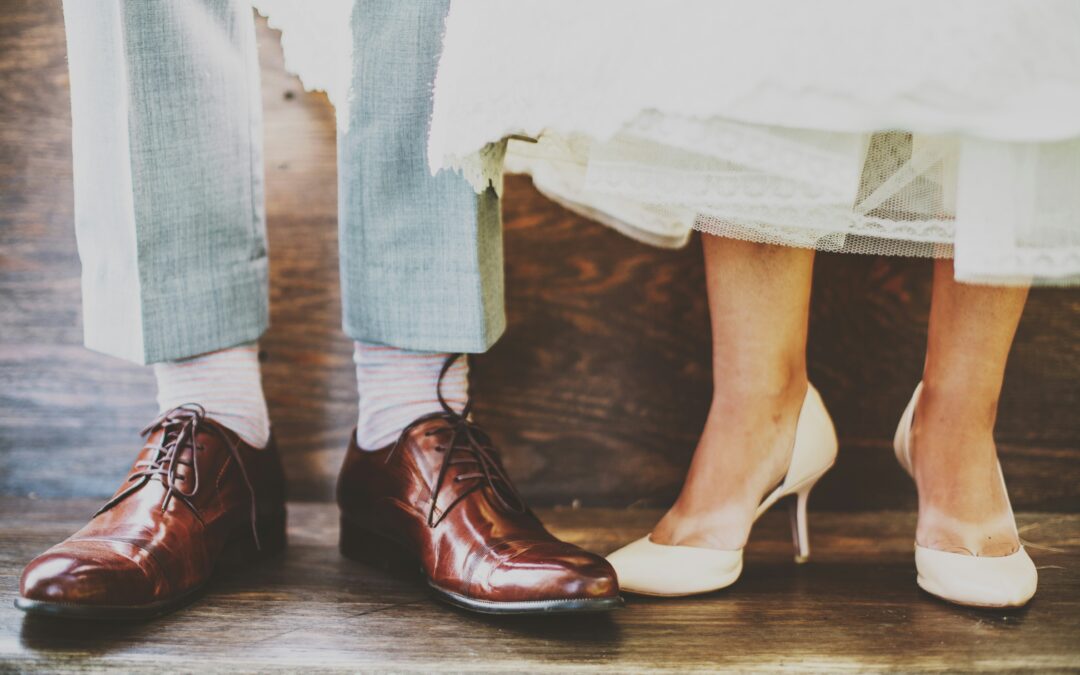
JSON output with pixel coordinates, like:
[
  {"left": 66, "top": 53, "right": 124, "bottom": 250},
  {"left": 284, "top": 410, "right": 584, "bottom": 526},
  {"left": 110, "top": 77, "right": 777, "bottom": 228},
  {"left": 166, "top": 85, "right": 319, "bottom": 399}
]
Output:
[
  {"left": 917, "top": 378, "right": 999, "bottom": 432},
  {"left": 710, "top": 367, "right": 807, "bottom": 416},
  {"left": 911, "top": 390, "right": 998, "bottom": 473},
  {"left": 153, "top": 343, "right": 270, "bottom": 449},
  {"left": 354, "top": 344, "right": 467, "bottom": 450},
  {"left": 677, "top": 377, "right": 806, "bottom": 511}
]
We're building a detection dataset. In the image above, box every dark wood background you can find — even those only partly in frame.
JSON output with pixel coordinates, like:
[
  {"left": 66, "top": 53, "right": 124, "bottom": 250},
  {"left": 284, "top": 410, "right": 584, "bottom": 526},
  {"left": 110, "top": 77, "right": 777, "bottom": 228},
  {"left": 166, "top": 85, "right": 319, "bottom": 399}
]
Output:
[{"left": 2, "top": 1, "right": 1078, "bottom": 510}]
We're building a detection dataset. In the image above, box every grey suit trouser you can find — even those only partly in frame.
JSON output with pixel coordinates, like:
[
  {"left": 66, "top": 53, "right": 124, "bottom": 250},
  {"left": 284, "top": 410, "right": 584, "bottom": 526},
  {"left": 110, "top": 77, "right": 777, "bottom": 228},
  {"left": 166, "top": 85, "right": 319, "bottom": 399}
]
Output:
[{"left": 61, "top": 0, "right": 504, "bottom": 364}]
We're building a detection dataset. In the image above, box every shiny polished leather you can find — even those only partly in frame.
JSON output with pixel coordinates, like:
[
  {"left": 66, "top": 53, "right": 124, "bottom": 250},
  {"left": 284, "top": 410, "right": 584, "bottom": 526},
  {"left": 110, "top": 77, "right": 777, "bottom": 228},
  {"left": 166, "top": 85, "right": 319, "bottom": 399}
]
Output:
[
  {"left": 337, "top": 419, "right": 621, "bottom": 613},
  {"left": 17, "top": 407, "right": 287, "bottom": 618}
]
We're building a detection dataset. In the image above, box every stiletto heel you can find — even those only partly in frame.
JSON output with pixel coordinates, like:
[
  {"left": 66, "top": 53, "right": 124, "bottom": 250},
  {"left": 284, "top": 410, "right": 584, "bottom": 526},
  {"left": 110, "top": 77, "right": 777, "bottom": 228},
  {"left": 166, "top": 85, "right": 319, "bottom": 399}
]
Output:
[
  {"left": 789, "top": 485, "right": 813, "bottom": 564},
  {"left": 894, "top": 383, "right": 1037, "bottom": 608},
  {"left": 607, "top": 385, "right": 837, "bottom": 596}
]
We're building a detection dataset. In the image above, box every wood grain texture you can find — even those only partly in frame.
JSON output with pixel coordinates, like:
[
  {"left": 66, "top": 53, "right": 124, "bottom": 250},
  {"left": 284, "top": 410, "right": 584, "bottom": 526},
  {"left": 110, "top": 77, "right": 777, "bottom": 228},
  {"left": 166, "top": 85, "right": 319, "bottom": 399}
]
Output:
[
  {"left": 1, "top": 498, "right": 1078, "bottom": 672},
  {"left": 1, "top": 0, "right": 1078, "bottom": 509}
]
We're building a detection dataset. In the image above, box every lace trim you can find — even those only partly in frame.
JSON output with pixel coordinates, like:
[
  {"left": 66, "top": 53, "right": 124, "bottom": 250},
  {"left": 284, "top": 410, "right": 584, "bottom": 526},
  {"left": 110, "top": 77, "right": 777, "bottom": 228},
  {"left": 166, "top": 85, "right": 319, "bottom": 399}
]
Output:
[
  {"left": 693, "top": 215, "right": 954, "bottom": 258},
  {"left": 692, "top": 211, "right": 954, "bottom": 243},
  {"left": 585, "top": 165, "right": 957, "bottom": 242}
]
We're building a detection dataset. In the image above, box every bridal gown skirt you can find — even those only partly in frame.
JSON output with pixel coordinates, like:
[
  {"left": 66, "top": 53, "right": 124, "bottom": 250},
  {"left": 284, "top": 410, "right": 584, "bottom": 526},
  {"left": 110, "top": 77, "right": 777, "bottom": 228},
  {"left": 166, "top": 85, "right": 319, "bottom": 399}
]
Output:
[
  {"left": 255, "top": 0, "right": 1080, "bottom": 286},
  {"left": 426, "top": 0, "right": 1080, "bottom": 286}
]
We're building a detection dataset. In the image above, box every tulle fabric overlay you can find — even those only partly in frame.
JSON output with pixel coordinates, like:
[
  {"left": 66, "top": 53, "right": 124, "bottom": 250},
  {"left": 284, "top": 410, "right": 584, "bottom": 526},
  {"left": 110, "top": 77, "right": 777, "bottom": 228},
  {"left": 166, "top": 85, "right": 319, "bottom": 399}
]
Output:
[{"left": 505, "top": 113, "right": 1080, "bottom": 285}]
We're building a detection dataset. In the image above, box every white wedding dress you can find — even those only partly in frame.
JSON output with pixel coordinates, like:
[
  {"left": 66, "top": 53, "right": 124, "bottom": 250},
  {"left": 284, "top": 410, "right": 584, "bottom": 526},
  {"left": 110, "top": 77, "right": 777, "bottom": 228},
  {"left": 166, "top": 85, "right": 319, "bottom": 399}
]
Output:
[
  {"left": 429, "top": 0, "right": 1080, "bottom": 286},
  {"left": 257, "top": 0, "right": 1080, "bottom": 285}
]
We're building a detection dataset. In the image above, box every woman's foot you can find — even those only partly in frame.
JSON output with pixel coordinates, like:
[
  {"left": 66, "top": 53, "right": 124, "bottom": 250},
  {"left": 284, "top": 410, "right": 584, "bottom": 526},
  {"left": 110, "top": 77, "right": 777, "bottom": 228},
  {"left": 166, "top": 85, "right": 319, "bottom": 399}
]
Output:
[
  {"left": 607, "top": 380, "right": 836, "bottom": 596},
  {"left": 650, "top": 376, "right": 809, "bottom": 550},
  {"left": 908, "top": 381, "right": 1020, "bottom": 557}
]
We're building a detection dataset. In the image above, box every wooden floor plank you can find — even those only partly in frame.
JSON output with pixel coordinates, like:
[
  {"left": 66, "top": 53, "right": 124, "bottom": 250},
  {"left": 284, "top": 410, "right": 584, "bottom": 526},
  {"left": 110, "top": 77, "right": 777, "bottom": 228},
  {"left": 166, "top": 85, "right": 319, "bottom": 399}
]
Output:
[{"left": 1, "top": 499, "right": 1077, "bottom": 672}]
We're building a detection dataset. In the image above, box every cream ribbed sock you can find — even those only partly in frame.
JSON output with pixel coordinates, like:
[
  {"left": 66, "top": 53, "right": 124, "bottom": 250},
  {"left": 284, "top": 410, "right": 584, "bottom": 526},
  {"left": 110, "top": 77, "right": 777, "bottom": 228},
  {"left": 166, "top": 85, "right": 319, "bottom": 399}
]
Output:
[
  {"left": 153, "top": 342, "right": 270, "bottom": 449},
  {"left": 354, "top": 342, "right": 468, "bottom": 450}
]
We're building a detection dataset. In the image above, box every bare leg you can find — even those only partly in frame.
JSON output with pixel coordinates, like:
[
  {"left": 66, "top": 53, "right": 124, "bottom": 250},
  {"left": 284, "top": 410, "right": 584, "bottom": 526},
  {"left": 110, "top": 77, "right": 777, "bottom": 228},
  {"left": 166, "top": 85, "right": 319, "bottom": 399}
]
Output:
[
  {"left": 652, "top": 236, "right": 814, "bottom": 549},
  {"left": 910, "top": 259, "right": 1029, "bottom": 556}
]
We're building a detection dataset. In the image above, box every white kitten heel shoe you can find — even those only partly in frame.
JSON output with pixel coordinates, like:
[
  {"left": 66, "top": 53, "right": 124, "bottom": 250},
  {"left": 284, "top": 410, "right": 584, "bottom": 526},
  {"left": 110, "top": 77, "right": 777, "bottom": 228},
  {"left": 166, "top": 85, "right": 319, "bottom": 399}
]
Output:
[
  {"left": 894, "top": 383, "right": 1037, "bottom": 608},
  {"left": 606, "top": 385, "right": 838, "bottom": 596}
]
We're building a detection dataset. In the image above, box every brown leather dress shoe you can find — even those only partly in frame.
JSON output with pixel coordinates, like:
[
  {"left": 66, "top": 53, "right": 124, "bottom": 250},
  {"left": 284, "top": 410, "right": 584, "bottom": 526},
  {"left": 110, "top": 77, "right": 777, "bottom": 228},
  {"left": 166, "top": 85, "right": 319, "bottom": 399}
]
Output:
[
  {"left": 337, "top": 358, "right": 622, "bottom": 615},
  {"left": 16, "top": 405, "right": 287, "bottom": 620}
]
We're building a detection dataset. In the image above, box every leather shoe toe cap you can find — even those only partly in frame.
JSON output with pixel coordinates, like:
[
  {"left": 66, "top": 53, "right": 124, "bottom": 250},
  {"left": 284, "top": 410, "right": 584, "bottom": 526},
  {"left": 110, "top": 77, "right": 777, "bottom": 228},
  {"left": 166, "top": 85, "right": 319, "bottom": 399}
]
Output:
[
  {"left": 20, "top": 541, "right": 159, "bottom": 607},
  {"left": 486, "top": 543, "right": 620, "bottom": 601}
]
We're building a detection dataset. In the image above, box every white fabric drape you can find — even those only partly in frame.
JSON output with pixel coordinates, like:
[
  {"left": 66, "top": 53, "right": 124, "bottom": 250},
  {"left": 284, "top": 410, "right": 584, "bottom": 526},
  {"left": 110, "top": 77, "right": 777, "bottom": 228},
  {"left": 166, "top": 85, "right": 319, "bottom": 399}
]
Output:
[
  {"left": 429, "top": 0, "right": 1080, "bottom": 285},
  {"left": 253, "top": 0, "right": 1080, "bottom": 285}
]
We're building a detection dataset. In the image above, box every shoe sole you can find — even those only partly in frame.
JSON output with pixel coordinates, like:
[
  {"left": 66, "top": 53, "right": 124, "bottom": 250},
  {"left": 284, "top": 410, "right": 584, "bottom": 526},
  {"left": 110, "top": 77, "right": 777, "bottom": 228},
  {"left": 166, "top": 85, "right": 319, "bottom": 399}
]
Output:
[
  {"left": 14, "top": 587, "right": 206, "bottom": 621},
  {"left": 916, "top": 576, "right": 1032, "bottom": 610},
  {"left": 14, "top": 509, "right": 287, "bottom": 621},
  {"left": 430, "top": 584, "right": 624, "bottom": 615},
  {"left": 340, "top": 516, "right": 624, "bottom": 615}
]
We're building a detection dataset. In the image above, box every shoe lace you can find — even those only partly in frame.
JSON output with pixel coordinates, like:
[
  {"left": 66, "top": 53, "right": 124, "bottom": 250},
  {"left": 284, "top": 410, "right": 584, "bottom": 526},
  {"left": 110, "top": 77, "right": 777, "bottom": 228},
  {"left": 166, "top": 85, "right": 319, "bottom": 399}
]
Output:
[
  {"left": 387, "top": 354, "right": 527, "bottom": 528},
  {"left": 94, "top": 403, "right": 263, "bottom": 549}
]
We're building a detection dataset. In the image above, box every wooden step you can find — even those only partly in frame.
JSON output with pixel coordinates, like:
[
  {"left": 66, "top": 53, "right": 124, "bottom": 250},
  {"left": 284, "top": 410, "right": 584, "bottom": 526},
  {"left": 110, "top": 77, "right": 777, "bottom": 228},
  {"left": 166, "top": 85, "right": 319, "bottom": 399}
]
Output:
[{"left": 1, "top": 499, "right": 1077, "bottom": 672}]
